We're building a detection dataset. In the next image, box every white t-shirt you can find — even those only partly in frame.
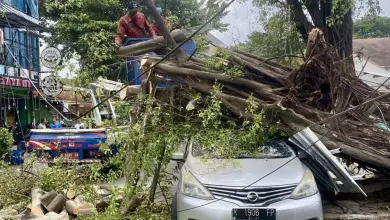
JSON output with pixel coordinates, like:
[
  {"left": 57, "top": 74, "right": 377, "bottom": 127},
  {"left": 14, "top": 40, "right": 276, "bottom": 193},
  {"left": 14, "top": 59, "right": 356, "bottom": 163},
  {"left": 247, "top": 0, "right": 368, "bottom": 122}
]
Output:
[
  {"left": 75, "top": 123, "right": 84, "bottom": 129},
  {"left": 37, "top": 123, "right": 46, "bottom": 129}
]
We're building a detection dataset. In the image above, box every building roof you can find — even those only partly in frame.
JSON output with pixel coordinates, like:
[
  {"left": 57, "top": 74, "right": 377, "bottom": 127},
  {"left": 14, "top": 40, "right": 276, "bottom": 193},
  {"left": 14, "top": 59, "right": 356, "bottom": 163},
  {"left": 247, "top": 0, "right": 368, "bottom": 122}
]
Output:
[
  {"left": 353, "top": 37, "right": 390, "bottom": 70},
  {"left": 0, "top": 3, "right": 47, "bottom": 31},
  {"left": 205, "top": 32, "right": 227, "bottom": 48}
]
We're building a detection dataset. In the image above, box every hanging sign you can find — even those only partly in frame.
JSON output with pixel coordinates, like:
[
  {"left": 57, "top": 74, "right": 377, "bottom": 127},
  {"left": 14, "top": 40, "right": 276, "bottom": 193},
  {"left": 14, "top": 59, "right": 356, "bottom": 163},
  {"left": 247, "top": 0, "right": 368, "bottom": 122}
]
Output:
[
  {"left": 42, "top": 75, "right": 63, "bottom": 97},
  {"left": 41, "top": 47, "right": 62, "bottom": 68}
]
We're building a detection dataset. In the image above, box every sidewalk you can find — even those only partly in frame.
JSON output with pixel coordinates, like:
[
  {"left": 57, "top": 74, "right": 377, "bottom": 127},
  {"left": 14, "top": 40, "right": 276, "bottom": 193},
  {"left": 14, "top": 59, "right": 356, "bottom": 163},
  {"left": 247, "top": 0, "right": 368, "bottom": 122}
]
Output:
[{"left": 323, "top": 199, "right": 390, "bottom": 220}]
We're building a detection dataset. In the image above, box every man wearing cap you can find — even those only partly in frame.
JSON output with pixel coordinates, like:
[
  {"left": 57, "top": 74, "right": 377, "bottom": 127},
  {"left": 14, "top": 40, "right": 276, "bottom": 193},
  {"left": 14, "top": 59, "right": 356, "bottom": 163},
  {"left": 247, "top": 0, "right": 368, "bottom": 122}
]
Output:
[{"left": 115, "top": 2, "right": 157, "bottom": 48}]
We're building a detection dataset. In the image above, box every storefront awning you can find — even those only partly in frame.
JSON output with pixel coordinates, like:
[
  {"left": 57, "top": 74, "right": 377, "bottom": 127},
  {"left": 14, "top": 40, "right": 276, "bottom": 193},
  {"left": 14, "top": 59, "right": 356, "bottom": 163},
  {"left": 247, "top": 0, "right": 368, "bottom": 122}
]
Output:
[{"left": 0, "top": 3, "right": 47, "bottom": 32}]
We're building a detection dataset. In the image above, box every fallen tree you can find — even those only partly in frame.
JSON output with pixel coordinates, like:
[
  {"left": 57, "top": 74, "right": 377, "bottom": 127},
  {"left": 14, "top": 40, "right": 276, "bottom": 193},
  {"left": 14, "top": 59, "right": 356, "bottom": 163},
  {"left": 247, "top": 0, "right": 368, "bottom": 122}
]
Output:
[{"left": 123, "top": 28, "right": 390, "bottom": 172}]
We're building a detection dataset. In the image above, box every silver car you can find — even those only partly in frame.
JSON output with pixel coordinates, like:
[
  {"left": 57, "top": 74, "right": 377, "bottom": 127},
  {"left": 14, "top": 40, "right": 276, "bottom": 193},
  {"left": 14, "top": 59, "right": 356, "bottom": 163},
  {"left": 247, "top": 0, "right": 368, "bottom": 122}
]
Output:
[{"left": 171, "top": 140, "right": 323, "bottom": 220}]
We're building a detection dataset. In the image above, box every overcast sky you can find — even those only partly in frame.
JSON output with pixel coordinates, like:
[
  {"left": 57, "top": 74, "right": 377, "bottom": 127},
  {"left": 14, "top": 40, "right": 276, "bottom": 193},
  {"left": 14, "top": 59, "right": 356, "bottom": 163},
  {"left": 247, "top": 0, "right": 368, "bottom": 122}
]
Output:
[{"left": 53, "top": 0, "right": 390, "bottom": 78}]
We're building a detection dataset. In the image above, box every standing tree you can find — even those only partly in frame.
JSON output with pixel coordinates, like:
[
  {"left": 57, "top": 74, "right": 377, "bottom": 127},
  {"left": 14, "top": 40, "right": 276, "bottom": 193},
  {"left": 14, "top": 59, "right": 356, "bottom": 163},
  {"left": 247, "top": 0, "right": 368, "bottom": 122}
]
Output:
[
  {"left": 249, "top": 0, "right": 382, "bottom": 69},
  {"left": 236, "top": 12, "right": 305, "bottom": 66},
  {"left": 0, "top": 128, "right": 13, "bottom": 160},
  {"left": 354, "top": 16, "right": 390, "bottom": 39}
]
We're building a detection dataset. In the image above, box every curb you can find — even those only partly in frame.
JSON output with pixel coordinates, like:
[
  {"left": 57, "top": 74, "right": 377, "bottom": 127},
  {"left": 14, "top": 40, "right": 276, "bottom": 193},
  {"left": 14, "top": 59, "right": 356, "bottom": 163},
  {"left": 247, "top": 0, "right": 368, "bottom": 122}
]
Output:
[{"left": 325, "top": 213, "right": 390, "bottom": 220}]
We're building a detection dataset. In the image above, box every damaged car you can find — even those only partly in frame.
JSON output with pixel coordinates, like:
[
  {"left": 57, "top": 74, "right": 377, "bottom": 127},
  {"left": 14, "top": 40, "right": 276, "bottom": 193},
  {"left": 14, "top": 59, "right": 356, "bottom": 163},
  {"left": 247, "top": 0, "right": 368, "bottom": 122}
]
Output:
[
  {"left": 171, "top": 128, "right": 365, "bottom": 220},
  {"left": 171, "top": 139, "right": 322, "bottom": 220}
]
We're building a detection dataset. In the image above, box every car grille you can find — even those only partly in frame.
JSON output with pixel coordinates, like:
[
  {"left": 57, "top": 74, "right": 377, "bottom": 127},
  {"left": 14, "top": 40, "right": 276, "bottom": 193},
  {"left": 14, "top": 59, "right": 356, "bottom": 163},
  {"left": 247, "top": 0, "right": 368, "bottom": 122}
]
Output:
[{"left": 205, "top": 184, "right": 296, "bottom": 206}]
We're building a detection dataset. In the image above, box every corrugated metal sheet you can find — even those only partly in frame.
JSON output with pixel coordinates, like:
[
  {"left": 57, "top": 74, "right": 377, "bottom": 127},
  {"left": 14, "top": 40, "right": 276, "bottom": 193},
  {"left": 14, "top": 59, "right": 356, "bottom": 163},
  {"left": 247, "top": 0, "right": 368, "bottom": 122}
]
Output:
[{"left": 289, "top": 128, "right": 367, "bottom": 197}]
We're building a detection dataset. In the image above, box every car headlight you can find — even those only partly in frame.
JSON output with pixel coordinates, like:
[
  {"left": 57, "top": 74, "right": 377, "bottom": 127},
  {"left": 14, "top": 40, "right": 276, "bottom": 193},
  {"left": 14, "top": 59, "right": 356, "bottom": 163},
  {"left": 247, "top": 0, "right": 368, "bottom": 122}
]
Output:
[
  {"left": 290, "top": 170, "right": 318, "bottom": 199},
  {"left": 181, "top": 171, "right": 214, "bottom": 200}
]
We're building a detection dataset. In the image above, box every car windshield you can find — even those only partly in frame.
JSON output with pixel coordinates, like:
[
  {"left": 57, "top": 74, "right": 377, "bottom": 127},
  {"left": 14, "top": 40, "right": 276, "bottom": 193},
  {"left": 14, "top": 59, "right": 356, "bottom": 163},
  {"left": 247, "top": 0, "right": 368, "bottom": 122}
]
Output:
[{"left": 192, "top": 140, "right": 293, "bottom": 159}]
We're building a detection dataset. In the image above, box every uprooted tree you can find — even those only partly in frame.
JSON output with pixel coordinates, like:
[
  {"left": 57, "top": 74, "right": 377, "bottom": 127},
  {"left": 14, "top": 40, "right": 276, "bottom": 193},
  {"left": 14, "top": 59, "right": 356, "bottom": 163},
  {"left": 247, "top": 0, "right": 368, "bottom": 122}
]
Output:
[
  {"left": 95, "top": 0, "right": 390, "bottom": 217},
  {"left": 12, "top": 0, "right": 389, "bottom": 219},
  {"left": 130, "top": 28, "right": 390, "bottom": 172}
]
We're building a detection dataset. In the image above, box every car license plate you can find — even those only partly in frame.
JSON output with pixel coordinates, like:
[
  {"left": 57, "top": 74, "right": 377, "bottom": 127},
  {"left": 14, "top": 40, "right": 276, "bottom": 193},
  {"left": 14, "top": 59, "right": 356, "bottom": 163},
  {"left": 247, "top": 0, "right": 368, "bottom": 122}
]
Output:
[{"left": 232, "top": 208, "right": 276, "bottom": 220}]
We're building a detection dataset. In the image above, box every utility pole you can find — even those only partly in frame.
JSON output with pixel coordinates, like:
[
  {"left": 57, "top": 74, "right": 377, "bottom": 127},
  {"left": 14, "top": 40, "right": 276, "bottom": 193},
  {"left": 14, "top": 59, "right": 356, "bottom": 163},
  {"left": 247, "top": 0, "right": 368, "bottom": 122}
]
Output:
[{"left": 26, "top": 30, "right": 35, "bottom": 127}]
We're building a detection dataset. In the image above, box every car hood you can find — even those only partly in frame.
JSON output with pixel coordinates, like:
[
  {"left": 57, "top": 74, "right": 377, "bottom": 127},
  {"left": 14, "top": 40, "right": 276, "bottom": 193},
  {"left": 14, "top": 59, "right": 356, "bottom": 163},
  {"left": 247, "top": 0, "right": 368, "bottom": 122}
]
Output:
[{"left": 184, "top": 156, "right": 304, "bottom": 187}]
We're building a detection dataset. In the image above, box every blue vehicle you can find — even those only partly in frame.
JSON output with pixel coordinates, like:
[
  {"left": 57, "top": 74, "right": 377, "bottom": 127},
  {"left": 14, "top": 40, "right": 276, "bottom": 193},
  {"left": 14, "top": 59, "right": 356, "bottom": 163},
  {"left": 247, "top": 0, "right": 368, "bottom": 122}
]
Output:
[
  {"left": 125, "top": 38, "right": 197, "bottom": 86},
  {"left": 23, "top": 128, "right": 109, "bottom": 164}
]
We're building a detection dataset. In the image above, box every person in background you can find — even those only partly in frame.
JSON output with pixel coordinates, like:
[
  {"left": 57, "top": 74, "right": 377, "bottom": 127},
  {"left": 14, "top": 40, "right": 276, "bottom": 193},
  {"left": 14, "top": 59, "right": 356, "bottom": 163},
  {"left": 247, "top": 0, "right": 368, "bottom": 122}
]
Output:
[
  {"left": 49, "top": 118, "right": 62, "bottom": 129},
  {"left": 150, "top": 7, "right": 180, "bottom": 36},
  {"left": 114, "top": 2, "right": 157, "bottom": 48},
  {"left": 150, "top": 7, "right": 167, "bottom": 36},
  {"left": 75, "top": 119, "right": 84, "bottom": 130},
  {"left": 60, "top": 119, "right": 67, "bottom": 128},
  {"left": 37, "top": 119, "right": 47, "bottom": 129}
]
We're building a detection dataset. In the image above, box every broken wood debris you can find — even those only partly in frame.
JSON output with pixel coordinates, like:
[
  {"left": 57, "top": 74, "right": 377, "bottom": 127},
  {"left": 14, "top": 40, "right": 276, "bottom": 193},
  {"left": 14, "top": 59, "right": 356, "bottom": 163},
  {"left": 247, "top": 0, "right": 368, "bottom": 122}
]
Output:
[{"left": 4, "top": 187, "right": 112, "bottom": 220}]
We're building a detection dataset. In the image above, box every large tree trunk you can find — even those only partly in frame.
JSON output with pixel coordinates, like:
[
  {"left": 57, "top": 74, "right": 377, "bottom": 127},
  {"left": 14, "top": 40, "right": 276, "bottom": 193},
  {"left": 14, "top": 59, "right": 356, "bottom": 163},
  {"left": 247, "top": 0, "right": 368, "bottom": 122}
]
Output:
[
  {"left": 287, "top": 0, "right": 354, "bottom": 68},
  {"left": 142, "top": 0, "right": 187, "bottom": 64}
]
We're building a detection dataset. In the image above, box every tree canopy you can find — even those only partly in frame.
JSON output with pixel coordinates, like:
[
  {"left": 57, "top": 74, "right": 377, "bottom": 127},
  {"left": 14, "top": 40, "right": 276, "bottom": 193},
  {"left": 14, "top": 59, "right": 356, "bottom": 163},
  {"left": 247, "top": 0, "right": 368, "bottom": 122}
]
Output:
[
  {"left": 235, "top": 10, "right": 305, "bottom": 66},
  {"left": 39, "top": 0, "right": 229, "bottom": 85},
  {"left": 354, "top": 16, "right": 390, "bottom": 39}
]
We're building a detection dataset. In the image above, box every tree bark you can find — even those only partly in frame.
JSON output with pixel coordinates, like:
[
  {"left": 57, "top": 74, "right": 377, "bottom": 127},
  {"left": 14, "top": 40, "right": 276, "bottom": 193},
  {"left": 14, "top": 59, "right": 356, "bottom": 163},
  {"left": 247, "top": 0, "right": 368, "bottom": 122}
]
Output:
[
  {"left": 286, "top": 0, "right": 354, "bottom": 65},
  {"left": 117, "top": 30, "right": 187, "bottom": 57},
  {"left": 142, "top": 59, "right": 283, "bottom": 102},
  {"left": 232, "top": 49, "right": 293, "bottom": 72},
  {"left": 30, "top": 188, "right": 45, "bottom": 216},
  {"left": 149, "top": 144, "right": 167, "bottom": 203},
  {"left": 45, "top": 194, "right": 66, "bottom": 214},
  {"left": 121, "top": 195, "right": 146, "bottom": 216},
  {"left": 286, "top": 0, "right": 314, "bottom": 42},
  {"left": 65, "top": 200, "right": 78, "bottom": 215},
  {"left": 142, "top": 0, "right": 187, "bottom": 64}
]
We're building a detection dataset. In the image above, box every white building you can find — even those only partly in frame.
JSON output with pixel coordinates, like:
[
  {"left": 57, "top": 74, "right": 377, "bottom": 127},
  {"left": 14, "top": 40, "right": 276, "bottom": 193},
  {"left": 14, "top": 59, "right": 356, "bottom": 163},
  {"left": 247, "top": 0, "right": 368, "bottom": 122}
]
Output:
[
  {"left": 203, "top": 32, "right": 228, "bottom": 56},
  {"left": 354, "top": 38, "right": 390, "bottom": 91}
]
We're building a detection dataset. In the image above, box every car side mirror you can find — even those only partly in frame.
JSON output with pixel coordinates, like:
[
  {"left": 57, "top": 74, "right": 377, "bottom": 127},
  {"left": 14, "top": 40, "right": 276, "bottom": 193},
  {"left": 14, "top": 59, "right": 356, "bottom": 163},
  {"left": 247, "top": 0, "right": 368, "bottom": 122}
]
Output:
[{"left": 171, "top": 152, "right": 185, "bottom": 162}]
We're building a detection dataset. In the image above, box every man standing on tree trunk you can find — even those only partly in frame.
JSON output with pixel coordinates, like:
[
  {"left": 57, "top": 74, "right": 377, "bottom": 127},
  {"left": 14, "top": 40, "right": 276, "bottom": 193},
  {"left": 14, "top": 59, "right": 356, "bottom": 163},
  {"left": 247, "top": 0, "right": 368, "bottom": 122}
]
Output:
[{"left": 114, "top": 2, "right": 157, "bottom": 48}]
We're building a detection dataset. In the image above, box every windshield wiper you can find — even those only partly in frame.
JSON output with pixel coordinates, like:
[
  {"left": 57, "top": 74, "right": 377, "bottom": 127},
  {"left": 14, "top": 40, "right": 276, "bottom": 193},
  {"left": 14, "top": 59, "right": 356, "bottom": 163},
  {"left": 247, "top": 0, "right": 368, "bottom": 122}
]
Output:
[
  {"left": 235, "top": 155, "right": 257, "bottom": 159},
  {"left": 258, "top": 155, "right": 291, "bottom": 159},
  {"left": 235, "top": 154, "right": 292, "bottom": 159}
]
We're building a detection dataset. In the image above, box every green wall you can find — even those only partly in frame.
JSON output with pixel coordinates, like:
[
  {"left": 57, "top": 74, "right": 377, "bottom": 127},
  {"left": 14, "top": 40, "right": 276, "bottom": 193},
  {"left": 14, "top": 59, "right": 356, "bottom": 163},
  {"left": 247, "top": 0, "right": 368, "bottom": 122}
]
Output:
[{"left": 33, "top": 102, "right": 53, "bottom": 125}]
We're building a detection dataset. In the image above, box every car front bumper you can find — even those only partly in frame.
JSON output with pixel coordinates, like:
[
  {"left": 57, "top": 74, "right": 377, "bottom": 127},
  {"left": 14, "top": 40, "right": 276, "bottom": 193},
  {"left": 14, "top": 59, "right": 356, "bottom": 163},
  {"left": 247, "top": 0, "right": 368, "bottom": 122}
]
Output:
[{"left": 176, "top": 192, "right": 323, "bottom": 220}]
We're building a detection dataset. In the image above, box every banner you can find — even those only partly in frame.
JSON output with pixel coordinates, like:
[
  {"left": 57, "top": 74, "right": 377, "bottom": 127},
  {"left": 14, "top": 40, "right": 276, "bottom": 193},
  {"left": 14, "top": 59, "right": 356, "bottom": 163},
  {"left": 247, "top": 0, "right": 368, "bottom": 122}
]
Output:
[{"left": 30, "top": 0, "right": 38, "bottom": 18}]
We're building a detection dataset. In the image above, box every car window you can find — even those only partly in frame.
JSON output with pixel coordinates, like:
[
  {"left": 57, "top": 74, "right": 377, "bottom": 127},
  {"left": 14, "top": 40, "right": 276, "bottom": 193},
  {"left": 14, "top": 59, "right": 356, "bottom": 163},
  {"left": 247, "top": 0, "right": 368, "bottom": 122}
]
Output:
[{"left": 192, "top": 140, "right": 293, "bottom": 159}]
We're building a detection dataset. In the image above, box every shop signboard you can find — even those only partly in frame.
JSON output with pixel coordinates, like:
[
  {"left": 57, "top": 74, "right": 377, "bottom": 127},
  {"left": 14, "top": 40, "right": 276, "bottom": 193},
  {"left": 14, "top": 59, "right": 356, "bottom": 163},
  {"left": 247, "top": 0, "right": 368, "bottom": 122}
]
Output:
[
  {"left": 0, "top": 75, "right": 38, "bottom": 89},
  {"left": 0, "top": 65, "right": 39, "bottom": 90},
  {"left": 41, "top": 47, "right": 62, "bottom": 69},
  {"left": 42, "top": 75, "right": 63, "bottom": 97}
]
